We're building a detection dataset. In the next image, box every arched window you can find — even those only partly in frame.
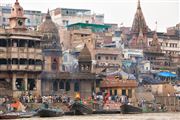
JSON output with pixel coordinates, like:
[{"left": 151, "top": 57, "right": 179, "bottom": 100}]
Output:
[
  {"left": 65, "top": 81, "right": 70, "bottom": 91},
  {"left": 28, "top": 79, "right": 36, "bottom": 91},
  {"left": 51, "top": 58, "right": 58, "bottom": 71},
  {"left": 74, "top": 82, "right": 80, "bottom": 92},
  {"left": 53, "top": 80, "right": 58, "bottom": 91},
  {"left": 59, "top": 81, "right": 64, "bottom": 89},
  {"left": 16, "top": 78, "right": 24, "bottom": 91}
]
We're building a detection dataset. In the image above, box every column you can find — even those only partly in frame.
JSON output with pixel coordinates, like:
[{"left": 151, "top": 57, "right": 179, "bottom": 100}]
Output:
[
  {"left": 36, "top": 78, "right": 41, "bottom": 96},
  {"left": 24, "top": 74, "right": 28, "bottom": 91},
  {"left": 12, "top": 73, "right": 16, "bottom": 90}
]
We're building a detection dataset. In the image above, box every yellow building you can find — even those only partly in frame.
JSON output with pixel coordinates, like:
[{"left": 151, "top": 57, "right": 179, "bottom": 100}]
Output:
[{"left": 100, "top": 76, "right": 138, "bottom": 98}]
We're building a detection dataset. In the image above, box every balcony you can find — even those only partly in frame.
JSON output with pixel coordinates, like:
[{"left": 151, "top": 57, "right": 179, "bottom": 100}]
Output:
[
  {"left": 0, "top": 47, "right": 6, "bottom": 52},
  {"left": 0, "top": 53, "right": 7, "bottom": 58},
  {"left": 28, "top": 48, "right": 35, "bottom": 53},
  {"left": 11, "top": 47, "right": 18, "bottom": 52},
  {"left": 19, "top": 47, "right": 27, "bottom": 52},
  {"left": 28, "top": 65, "right": 34, "bottom": 70},
  {"left": 36, "top": 54, "right": 43, "bottom": 60},
  {"left": 19, "top": 53, "right": 27, "bottom": 58},
  {"left": 11, "top": 54, "right": 18, "bottom": 58},
  {"left": 35, "top": 49, "right": 42, "bottom": 53},
  {"left": 19, "top": 65, "right": 28, "bottom": 70},
  {"left": 0, "top": 65, "right": 7, "bottom": 70},
  {"left": 35, "top": 65, "right": 42, "bottom": 71},
  {"left": 11, "top": 65, "right": 18, "bottom": 70}
]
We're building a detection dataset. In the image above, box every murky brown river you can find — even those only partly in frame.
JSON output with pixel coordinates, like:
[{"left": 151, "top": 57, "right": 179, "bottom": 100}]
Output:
[{"left": 17, "top": 113, "right": 180, "bottom": 120}]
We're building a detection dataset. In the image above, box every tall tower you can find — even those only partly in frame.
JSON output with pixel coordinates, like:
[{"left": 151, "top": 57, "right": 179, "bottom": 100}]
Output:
[
  {"left": 78, "top": 44, "right": 92, "bottom": 73},
  {"left": 38, "top": 10, "right": 62, "bottom": 72},
  {"left": 130, "top": 0, "right": 148, "bottom": 49},
  {"left": 9, "top": 0, "right": 27, "bottom": 31}
]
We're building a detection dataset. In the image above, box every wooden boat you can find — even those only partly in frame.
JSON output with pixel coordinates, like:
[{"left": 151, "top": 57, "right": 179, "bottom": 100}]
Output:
[
  {"left": 0, "top": 113, "right": 20, "bottom": 119},
  {"left": 69, "top": 102, "right": 93, "bottom": 115},
  {"left": 19, "top": 111, "right": 36, "bottom": 118},
  {"left": 120, "top": 104, "right": 142, "bottom": 114},
  {"left": 38, "top": 108, "right": 64, "bottom": 117}
]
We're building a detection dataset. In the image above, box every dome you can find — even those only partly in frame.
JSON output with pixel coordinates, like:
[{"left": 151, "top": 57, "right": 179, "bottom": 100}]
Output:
[
  {"left": 38, "top": 10, "right": 61, "bottom": 50},
  {"left": 10, "top": 0, "right": 24, "bottom": 18},
  {"left": 38, "top": 10, "right": 58, "bottom": 33},
  {"left": 78, "top": 44, "right": 91, "bottom": 61}
]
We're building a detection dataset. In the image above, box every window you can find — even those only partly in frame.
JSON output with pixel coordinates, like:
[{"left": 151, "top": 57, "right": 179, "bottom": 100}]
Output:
[
  {"left": 28, "top": 79, "right": 36, "bottom": 91},
  {"left": 53, "top": 80, "right": 58, "bottom": 91},
  {"left": 114, "top": 57, "right": 117, "bottom": 60},
  {"left": 85, "top": 21, "right": 89, "bottom": 23},
  {"left": 51, "top": 58, "right": 58, "bottom": 71},
  {"left": 166, "top": 43, "right": 168, "bottom": 47},
  {"left": 59, "top": 81, "right": 64, "bottom": 89},
  {"left": 122, "top": 89, "right": 126, "bottom": 96},
  {"left": 105, "top": 56, "right": 109, "bottom": 60},
  {"left": 0, "top": 39, "right": 7, "bottom": 47},
  {"left": 27, "top": 19, "right": 30, "bottom": 23},
  {"left": 110, "top": 89, "right": 112, "bottom": 96},
  {"left": 74, "top": 82, "right": 80, "bottom": 92},
  {"left": 16, "top": 78, "right": 24, "bottom": 91},
  {"left": 65, "top": 81, "right": 70, "bottom": 91},
  {"left": 0, "top": 59, "right": 7, "bottom": 65},
  {"left": 97, "top": 56, "right": 101, "bottom": 60},
  {"left": 3, "top": 17, "right": 6, "bottom": 22},
  {"left": 114, "top": 89, "right": 117, "bottom": 96}
]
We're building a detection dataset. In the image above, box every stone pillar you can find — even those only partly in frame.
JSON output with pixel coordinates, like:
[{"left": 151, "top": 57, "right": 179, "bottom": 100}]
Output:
[
  {"left": 24, "top": 74, "right": 28, "bottom": 91},
  {"left": 12, "top": 73, "right": 16, "bottom": 90},
  {"left": 36, "top": 78, "right": 41, "bottom": 96}
]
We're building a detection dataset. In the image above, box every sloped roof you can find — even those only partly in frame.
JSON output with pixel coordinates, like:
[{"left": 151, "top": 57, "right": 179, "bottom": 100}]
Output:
[{"left": 78, "top": 44, "right": 91, "bottom": 61}]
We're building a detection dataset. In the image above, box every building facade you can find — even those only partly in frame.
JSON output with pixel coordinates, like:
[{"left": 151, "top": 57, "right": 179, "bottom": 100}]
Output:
[
  {"left": 100, "top": 76, "right": 137, "bottom": 100},
  {"left": 63, "top": 23, "right": 122, "bottom": 74},
  {"left": 50, "top": 8, "right": 104, "bottom": 27},
  {"left": 0, "top": 0, "right": 43, "bottom": 97}
]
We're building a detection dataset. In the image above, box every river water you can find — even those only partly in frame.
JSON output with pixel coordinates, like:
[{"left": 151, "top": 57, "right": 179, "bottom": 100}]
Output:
[{"left": 18, "top": 113, "right": 180, "bottom": 120}]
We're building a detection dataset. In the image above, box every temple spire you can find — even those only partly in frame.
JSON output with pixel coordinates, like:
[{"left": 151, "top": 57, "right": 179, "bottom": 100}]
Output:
[
  {"left": 45, "top": 9, "right": 51, "bottom": 20},
  {"left": 15, "top": 0, "right": 19, "bottom": 4},
  {"left": 137, "top": 0, "right": 141, "bottom": 9},
  {"left": 131, "top": 0, "right": 148, "bottom": 34}
]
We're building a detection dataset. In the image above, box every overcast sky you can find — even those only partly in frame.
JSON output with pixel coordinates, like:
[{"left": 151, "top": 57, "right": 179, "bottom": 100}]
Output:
[{"left": 1, "top": 0, "right": 179, "bottom": 32}]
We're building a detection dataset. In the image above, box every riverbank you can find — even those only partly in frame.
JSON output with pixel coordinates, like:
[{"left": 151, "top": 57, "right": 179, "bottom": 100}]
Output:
[{"left": 14, "top": 112, "right": 180, "bottom": 120}]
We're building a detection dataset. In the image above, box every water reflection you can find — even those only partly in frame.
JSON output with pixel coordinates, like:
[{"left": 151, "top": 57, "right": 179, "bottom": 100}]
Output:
[{"left": 18, "top": 113, "right": 180, "bottom": 120}]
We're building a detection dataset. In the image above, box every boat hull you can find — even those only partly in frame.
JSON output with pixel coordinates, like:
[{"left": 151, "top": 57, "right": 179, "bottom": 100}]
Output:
[
  {"left": 38, "top": 108, "right": 63, "bottom": 117},
  {"left": 120, "top": 104, "right": 142, "bottom": 114},
  {"left": 70, "top": 102, "right": 93, "bottom": 115},
  {"left": 0, "top": 113, "right": 19, "bottom": 119}
]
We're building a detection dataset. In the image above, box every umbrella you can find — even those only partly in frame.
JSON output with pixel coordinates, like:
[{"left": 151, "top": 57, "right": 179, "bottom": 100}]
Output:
[{"left": 158, "top": 72, "right": 177, "bottom": 77}]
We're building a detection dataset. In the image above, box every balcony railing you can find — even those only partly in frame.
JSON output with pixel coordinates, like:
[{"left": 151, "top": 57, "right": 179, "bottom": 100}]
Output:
[{"left": 0, "top": 65, "right": 7, "bottom": 70}]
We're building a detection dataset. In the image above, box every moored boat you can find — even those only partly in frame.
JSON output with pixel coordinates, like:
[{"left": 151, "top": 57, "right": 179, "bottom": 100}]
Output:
[
  {"left": 19, "top": 111, "right": 36, "bottom": 118},
  {"left": 38, "top": 108, "right": 64, "bottom": 117},
  {"left": 69, "top": 102, "right": 93, "bottom": 115},
  {"left": 0, "top": 112, "right": 20, "bottom": 119},
  {"left": 120, "top": 104, "right": 142, "bottom": 114}
]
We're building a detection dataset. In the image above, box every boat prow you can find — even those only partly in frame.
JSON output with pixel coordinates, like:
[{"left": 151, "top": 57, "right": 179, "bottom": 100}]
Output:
[
  {"left": 70, "top": 102, "right": 93, "bottom": 115},
  {"left": 120, "top": 104, "right": 142, "bottom": 114}
]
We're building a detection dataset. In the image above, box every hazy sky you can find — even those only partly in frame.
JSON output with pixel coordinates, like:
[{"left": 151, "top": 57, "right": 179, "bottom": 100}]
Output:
[{"left": 1, "top": 0, "right": 179, "bottom": 32}]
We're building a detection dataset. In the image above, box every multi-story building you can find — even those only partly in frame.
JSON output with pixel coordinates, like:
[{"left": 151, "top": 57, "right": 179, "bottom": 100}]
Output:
[
  {"left": 62, "top": 23, "right": 122, "bottom": 74},
  {"left": 50, "top": 8, "right": 104, "bottom": 27},
  {"left": 0, "top": 4, "right": 43, "bottom": 28},
  {"left": 0, "top": 0, "right": 43, "bottom": 97}
]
